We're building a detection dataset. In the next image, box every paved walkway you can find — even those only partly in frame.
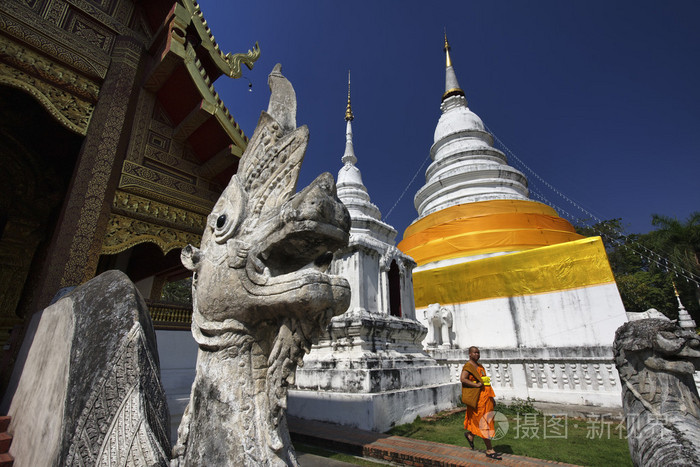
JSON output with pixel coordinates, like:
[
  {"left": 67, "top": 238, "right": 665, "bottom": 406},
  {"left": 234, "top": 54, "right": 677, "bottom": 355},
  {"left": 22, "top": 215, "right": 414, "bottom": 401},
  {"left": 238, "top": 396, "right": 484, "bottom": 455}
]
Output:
[{"left": 289, "top": 416, "right": 580, "bottom": 467}]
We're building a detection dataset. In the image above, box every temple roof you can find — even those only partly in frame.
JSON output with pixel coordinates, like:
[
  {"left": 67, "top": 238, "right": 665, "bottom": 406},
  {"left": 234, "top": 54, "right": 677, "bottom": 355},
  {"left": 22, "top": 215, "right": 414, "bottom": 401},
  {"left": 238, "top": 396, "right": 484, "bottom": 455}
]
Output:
[{"left": 142, "top": 0, "right": 260, "bottom": 186}]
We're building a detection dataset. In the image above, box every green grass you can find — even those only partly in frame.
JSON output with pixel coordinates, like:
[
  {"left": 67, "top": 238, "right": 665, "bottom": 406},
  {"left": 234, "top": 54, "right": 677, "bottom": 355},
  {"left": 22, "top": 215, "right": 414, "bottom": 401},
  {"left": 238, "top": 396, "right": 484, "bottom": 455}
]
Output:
[
  {"left": 388, "top": 403, "right": 633, "bottom": 467},
  {"left": 294, "top": 442, "right": 387, "bottom": 466}
]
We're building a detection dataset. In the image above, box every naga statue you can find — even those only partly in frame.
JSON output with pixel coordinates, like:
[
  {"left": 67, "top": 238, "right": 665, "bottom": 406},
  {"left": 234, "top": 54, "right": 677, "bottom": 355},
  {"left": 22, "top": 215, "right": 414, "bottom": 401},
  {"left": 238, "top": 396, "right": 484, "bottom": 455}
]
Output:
[
  {"left": 613, "top": 318, "right": 700, "bottom": 466},
  {"left": 171, "top": 64, "right": 351, "bottom": 466}
]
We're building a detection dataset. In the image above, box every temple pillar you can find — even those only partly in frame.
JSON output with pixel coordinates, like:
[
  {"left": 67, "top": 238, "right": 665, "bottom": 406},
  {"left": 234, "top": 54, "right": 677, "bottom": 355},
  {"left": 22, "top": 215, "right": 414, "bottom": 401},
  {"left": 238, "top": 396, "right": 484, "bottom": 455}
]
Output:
[{"left": 32, "top": 36, "right": 146, "bottom": 313}]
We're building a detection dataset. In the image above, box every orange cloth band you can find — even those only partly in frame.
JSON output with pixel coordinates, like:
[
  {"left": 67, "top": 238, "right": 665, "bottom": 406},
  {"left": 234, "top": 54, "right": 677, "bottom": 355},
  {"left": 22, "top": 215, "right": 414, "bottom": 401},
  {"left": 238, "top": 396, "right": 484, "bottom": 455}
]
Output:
[{"left": 398, "top": 200, "right": 583, "bottom": 266}]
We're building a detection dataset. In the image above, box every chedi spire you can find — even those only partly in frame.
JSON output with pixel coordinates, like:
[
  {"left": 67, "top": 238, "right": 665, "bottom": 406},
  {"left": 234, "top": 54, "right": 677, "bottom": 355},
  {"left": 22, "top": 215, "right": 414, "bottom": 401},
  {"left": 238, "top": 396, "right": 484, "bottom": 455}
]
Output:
[
  {"left": 443, "top": 31, "right": 465, "bottom": 102},
  {"left": 342, "top": 70, "right": 357, "bottom": 165}
]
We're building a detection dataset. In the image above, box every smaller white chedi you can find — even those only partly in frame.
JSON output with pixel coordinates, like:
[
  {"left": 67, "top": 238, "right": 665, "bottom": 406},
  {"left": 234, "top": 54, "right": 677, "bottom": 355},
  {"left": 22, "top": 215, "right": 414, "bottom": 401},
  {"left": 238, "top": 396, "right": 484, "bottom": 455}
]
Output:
[{"left": 288, "top": 74, "right": 458, "bottom": 432}]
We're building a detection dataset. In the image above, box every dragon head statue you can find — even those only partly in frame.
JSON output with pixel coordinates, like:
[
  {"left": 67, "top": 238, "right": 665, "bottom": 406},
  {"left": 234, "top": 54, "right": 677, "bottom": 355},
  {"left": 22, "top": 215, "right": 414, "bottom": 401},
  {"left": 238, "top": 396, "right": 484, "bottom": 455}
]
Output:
[
  {"left": 181, "top": 64, "right": 351, "bottom": 347},
  {"left": 172, "top": 65, "right": 351, "bottom": 466},
  {"left": 613, "top": 318, "right": 700, "bottom": 466},
  {"left": 614, "top": 318, "right": 700, "bottom": 379}
]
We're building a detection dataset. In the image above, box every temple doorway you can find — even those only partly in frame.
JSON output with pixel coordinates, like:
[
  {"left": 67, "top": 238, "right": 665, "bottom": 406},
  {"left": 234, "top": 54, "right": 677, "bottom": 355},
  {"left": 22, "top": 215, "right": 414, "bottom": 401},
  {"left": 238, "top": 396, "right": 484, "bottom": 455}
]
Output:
[
  {"left": 0, "top": 85, "right": 83, "bottom": 344},
  {"left": 388, "top": 260, "right": 402, "bottom": 317}
]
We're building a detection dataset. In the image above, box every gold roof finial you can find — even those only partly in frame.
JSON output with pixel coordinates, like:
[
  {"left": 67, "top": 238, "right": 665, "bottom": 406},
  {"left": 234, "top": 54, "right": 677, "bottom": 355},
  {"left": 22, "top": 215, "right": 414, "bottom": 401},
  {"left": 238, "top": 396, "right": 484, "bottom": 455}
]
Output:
[
  {"left": 444, "top": 29, "right": 452, "bottom": 68},
  {"left": 345, "top": 70, "right": 354, "bottom": 121}
]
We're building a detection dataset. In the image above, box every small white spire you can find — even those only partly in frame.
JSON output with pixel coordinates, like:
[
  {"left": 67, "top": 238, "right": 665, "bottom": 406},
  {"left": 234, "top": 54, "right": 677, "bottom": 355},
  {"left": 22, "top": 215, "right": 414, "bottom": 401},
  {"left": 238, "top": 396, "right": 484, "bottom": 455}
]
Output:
[
  {"left": 342, "top": 70, "right": 357, "bottom": 165},
  {"left": 673, "top": 281, "right": 697, "bottom": 329},
  {"left": 345, "top": 70, "right": 354, "bottom": 122}
]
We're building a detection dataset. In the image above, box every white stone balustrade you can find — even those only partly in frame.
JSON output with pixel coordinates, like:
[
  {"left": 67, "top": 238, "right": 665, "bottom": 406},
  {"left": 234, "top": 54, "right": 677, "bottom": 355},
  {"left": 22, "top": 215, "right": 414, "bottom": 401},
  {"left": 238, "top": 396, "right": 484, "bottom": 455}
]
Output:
[{"left": 430, "top": 347, "right": 623, "bottom": 407}]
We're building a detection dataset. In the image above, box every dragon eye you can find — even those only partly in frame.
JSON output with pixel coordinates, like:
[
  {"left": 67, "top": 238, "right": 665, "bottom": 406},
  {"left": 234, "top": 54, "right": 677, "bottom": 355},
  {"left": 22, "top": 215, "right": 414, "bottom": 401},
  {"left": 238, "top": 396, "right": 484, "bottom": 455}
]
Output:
[{"left": 216, "top": 214, "right": 227, "bottom": 229}]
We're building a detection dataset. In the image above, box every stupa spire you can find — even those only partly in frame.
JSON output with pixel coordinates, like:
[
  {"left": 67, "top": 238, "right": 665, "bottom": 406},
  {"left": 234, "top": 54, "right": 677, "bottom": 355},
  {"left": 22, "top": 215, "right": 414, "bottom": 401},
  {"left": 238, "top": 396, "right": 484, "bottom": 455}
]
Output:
[
  {"left": 443, "top": 31, "right": 466, "bottom": 102},
  {"left": 342, "top": 70, "right": 357, "bottom": 165},
  {"left": 444, "top": 30, "right": 452, "bottom": 67},
  {"left": 345, "top": 70, "right": 354, "bottom": 122}
]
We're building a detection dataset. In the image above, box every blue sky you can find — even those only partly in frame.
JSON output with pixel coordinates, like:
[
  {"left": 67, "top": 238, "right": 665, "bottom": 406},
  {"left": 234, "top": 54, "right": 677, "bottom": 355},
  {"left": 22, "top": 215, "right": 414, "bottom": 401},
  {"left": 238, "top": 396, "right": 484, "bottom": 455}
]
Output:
[{"left": 203, "top": 1, "right": 699, "bottom": 241}]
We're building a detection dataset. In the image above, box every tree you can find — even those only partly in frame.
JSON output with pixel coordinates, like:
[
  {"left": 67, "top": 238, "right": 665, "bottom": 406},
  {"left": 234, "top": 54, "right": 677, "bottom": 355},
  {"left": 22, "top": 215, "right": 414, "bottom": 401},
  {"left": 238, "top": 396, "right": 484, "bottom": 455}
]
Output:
[
  {"left": 575, "top": 216, "right": 699, "bottom": 324},
  {"left": 649, "top": 212, "right": 700, "bottom": 308}
]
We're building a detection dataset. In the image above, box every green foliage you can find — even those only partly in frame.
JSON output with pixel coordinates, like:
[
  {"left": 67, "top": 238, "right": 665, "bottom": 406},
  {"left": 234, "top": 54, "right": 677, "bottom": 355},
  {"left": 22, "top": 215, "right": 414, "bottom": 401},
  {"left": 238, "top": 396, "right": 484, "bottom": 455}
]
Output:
[
  {"left": 161, "top": 277, "right": 192, "bottom": 304},
  {"left": 650, "top": 212, "right": 700, "bottom": 275},
  {"left": 495, "top": 397, "right": 541, "bottom": 415},
  {"left": 615, "top": 272, "right": 676, "bottom": 318},
  {"left": 575, "top": 213, "right": 700, "bottom": 323}
]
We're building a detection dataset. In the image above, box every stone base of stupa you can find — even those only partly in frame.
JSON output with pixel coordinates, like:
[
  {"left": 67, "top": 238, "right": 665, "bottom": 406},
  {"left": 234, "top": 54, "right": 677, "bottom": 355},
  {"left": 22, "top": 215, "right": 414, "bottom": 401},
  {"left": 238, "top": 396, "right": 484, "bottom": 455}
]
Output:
[
  {"left": 426, "top": 346, "right": 622, "bottom": 407},
  {"left": 288, "top": 383, "right": 459, "bottom": 433},
  {"left": 409, "top": 237, "right": 629, "bottom": 408},
  {"left": 290, "top": 309, "right": 460, "bottom": 432},
  {"left": 415, "top": 281, "right": 627, "bottom": 408}
]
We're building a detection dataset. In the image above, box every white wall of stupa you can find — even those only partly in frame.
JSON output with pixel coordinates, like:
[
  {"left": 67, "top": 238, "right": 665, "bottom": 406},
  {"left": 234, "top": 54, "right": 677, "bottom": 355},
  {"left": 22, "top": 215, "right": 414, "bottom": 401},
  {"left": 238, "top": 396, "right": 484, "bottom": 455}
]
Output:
[
  {"left": 397, "top": 37, "right": 628, "bottom": 407},
  {"left": 288, "top": 78, "right": 459, "bottom": 431}
]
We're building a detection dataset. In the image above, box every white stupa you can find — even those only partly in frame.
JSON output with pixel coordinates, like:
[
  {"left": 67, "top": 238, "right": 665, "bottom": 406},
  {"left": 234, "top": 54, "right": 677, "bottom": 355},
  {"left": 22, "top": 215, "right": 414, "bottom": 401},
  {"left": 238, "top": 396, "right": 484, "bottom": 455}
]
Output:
[
  {"left": 398, "top": 36, "right": 629, "bottom": 406},
  {"left": 288, "top": 74, "right": 458, "bottom": 432}
]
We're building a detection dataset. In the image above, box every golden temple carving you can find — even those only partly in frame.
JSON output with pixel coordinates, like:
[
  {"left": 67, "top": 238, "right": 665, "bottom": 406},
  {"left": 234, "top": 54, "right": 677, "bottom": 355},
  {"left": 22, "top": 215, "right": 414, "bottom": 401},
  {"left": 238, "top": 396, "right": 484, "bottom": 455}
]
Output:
[
  {"left": 0, "top": 0, "right": 259, "bottom": 346},
  {"left": 0, "top": 2, "right": 111, "bottom": 79},
  {"left": 102, "top": 213, "right": 201, "bottom": 256},
  {"left": 0, "top": 35, "right": 100, "bottom": 101},
  {"left": 119, "top": 172, "right": 216, "bottom": 216},
  {"left": 0, "top": 37, "right": 97, "bottom": 135},
  {"left": 226, "top": 42, "right": 261, "bottom": 79},
  {"left": 185, "top": 0, "right": 260, "bottom": 79},
  {"left": 112, "top": 190, "right": 206, "bottom": 233},
  {"left": 145, "top": 299, "right": 192, "bottom": 329}
]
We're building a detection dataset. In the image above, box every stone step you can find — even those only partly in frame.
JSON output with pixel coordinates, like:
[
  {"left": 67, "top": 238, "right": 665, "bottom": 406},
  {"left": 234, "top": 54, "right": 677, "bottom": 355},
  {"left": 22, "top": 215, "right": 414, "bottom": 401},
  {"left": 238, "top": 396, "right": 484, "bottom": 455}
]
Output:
[
  {"left": 0, "top": 452, "right": 13, "bottom": 467},
  {"left": 0, "top": 415, "right": 14, "bottom": 466},
  {"left": 0, "top": 433, "right": 11, "bottom": 455}
]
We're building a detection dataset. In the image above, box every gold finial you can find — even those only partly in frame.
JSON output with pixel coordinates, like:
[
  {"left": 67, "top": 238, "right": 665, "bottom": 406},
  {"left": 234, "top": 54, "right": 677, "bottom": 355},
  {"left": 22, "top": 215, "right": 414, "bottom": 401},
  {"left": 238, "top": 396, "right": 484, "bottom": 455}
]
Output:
[
  {"left": 444, "top": 29, "right": 452, "bottom": 67},
  {"left": 672, "top": 280, "right": 680, "bottom": 297},
  {"left": 345, "top": 70, "right": 354, "bottom": 121}
]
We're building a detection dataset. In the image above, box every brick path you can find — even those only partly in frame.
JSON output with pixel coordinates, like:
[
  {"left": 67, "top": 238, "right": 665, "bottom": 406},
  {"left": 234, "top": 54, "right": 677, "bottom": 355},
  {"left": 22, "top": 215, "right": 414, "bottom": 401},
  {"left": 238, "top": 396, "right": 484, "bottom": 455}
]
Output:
[{"left": 289, "top": 416, "right": 580, "bottom": 466}]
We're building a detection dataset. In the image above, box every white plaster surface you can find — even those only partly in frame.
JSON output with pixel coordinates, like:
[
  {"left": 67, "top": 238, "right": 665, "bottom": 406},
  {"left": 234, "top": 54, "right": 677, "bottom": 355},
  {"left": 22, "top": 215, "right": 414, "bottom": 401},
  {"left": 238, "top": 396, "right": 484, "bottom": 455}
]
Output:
[
  {"left": 417, "top": 283, "right": 628, "bottom": 350},
  {"left": 155, "top": 329, "right": 198, "bottom": 443},
  {"left": 288, "top": 383, "right": 460, "bottom": 432},
  {"left": 5, "top": 299, "right": 74, "bottom": 467},
  {"left": 415, "top": 94, "right": 529, "bottom": 218}
]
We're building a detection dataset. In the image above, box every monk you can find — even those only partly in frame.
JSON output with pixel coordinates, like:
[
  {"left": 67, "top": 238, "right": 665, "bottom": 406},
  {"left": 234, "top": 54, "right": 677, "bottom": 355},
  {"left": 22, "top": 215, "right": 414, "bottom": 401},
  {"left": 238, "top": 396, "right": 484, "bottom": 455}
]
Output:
[{"left": 461, "top": 346, "right": 501, "bottom": 460}]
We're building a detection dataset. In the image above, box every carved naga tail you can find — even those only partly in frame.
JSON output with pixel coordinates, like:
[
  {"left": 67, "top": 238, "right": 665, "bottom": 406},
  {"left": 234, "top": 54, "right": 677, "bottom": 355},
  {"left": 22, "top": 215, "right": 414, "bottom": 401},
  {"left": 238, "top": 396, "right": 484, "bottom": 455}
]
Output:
[{"left": 171, "top": 64, "right": 351, "bottom": 466}]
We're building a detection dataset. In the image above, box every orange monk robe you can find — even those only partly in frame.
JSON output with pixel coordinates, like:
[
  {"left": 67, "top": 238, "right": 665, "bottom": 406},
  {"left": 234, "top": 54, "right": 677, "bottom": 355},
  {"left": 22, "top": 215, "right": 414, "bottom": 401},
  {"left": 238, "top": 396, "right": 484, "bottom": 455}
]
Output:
[{"left": 463, "top": 363, "right": 496, "bottom": 439}]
